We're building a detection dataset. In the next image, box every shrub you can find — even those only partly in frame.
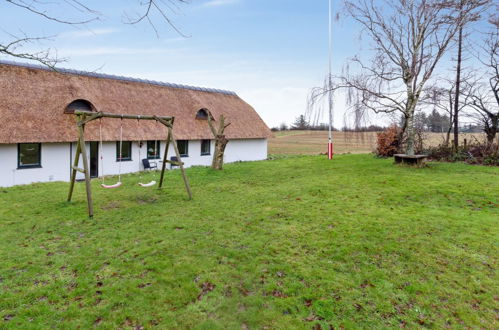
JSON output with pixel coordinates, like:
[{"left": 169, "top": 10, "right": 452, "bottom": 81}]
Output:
[
  {"left": 468, "top": 143, "right": 499, "bottom": 166},
  {"left": 375, "top": 126, "right": 400, "bottom": 157},
  {"left": 426, "top": 142, "right": 498, "bottom": 166}
]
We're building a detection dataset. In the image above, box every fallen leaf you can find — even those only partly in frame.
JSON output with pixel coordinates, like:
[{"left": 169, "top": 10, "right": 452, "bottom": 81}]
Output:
[
  {"left": 197, "top": 282, "right": 216, "bottom": 300},
  {"left": 3, "top": 314, "right": 14, "bottom": 321},
  {"left": 272, "top": 290, "right": 288, "bottom": 298}
]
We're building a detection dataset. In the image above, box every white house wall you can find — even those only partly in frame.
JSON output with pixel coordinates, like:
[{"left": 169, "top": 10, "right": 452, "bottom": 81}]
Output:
[
  {"left": 1, "top": 139, "right": 268, "bottom": 187},
  {"left": 0, "top": 143, "right": 71, "bottom": 187},
  {"left": 224, "top": 139, "right": 268, "bottom": 163}
]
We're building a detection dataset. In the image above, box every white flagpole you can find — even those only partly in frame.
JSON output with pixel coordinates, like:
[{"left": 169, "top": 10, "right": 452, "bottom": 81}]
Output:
[{"left": 327, "top": 0, "right": 334, "bottom": 159}]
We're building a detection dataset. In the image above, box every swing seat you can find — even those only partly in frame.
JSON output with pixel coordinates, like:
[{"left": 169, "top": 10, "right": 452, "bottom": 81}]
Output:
[
  {"left": 138, "top": 181, "right": 157, "bottom": 187},
  {"left": 101, "top": 182, "right": 122, "bottom": 189}
]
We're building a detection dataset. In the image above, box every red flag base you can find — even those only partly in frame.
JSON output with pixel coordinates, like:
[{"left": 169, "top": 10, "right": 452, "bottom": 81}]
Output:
[{"left": 328, "top": 142, "right": 334, "bottom": 159}]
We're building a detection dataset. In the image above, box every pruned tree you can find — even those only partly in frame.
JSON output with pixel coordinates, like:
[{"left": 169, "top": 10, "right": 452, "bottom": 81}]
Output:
[
  {"left": 206, "top": 109, "right": 231, "bottom": 170},
  {"left": 326, "top": 0, "right": 489, "bottom": 156},
  {"left": 1, "top": 0, "right": 189, "bottom": 67}
]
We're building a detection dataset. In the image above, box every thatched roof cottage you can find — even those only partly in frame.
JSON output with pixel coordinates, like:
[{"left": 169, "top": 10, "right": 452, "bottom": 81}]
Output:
[{"left": 0, "top": 60, "right": 271, "bottom": 187}]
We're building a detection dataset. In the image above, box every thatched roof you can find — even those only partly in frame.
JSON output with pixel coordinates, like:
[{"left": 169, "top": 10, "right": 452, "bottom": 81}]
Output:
[{"left": 0, "top": 61, "right": 271, "bottom": 143}]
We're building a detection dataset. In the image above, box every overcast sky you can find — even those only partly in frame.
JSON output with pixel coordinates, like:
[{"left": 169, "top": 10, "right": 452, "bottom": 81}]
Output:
[{"left": 0, "top": 0, "right": 492, "bottom": 128}]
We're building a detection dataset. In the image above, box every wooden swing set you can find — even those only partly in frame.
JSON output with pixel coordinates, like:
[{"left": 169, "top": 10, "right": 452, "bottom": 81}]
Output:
[{"left": 67, "top": 110, "right": 192, "bottom": 218}]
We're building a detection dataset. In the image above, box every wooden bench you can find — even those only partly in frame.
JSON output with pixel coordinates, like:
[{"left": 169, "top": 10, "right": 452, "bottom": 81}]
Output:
[{"left": 394, "top": 154, "right": 428, "bottom": 167}]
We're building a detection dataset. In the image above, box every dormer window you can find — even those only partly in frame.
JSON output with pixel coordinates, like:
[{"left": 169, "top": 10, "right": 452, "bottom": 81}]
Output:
[
  {"left": 65, "top": 99, "right": 95, "bottom": 114},
  {"left": 196, "top": 108, "right": 209, "bottom": 120}
]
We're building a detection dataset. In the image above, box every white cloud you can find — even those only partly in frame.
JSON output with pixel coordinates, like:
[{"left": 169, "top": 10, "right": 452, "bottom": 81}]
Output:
[
  {"left": 200, "top": 0, "right": 240, "bottom": 8},
  {"left": 59, "top": 28, "right": 118, "bottom": 39}
]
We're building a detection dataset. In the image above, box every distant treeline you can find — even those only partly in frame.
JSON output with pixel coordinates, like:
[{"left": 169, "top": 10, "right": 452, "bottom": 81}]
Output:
[
  {"left": 271, "top": 115, "right": 387, "bottom": 132},
  {"left": 271, "top": 113, "right": 483, "bottom": 133}
]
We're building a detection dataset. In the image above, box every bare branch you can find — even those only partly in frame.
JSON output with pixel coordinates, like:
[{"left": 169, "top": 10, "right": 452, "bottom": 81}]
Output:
[
  {"left": 123, "top": 0, "right": 191, "bottom": 38},
  {"left": 1, "top": 0, "right": 190, "bottom": 66},
  {"left": 4, "top": 0, "right": 99, "bottom": 24}
]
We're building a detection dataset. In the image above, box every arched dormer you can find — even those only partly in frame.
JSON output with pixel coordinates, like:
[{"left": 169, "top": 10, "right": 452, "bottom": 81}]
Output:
[
  {"left": 64, "top": 99, "right": 95, "bottom": 114},
  {"left": 195, "top": 108, "right": 210, "bottom": 120}
]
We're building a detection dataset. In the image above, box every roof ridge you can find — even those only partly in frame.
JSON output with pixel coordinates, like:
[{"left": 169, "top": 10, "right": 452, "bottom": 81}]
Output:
[{"left": 0, "top": 59, "right": 237, "bottom": 96}]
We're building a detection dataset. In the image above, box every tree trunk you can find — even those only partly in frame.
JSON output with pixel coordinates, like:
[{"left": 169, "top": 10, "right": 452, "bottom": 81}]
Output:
[
  {"left": 403, "top": 91, "right": 417, "bottom": 156},
  {"left": 405, "top": 112, "right": 416, "bottom": 156},
  {"left": 453, "top": 24, "right": 463, "bottom": 152},
  {"left": 206, "top": 110, "right": 231, "bottom": 170},
  {"left": 445, "top": 114, "right": 453, "bottom": 146},
  {"left": 399, "top": 113, "right": 408, "bottom": 143},
  {"left": 485, "top": 116, "right": 498, "bottom": 144},
  {"left": 212, "top": 135, "right": 229, "bottom": 170}
]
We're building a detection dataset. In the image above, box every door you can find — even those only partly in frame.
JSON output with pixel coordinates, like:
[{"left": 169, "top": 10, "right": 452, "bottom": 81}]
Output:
[{"left": 90, "top": 142, "right": 99, "bottom": 178}]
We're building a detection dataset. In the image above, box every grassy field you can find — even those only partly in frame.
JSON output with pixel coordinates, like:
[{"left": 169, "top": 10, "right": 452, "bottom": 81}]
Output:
[
  {"left": 268, "top": 130, "right": 488, "bottom": 155},
  {"left": 1, "top": 155, "right": 497, "bottom": 328}
]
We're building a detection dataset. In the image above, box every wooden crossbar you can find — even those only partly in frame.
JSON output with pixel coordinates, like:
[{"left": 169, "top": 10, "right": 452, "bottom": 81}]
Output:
[
  {"left": 71, "top": 166, "right": 85, "bottom": 173},
  {"left": 164, "top": 160, "right": 184, "bottom": 166},
  {"left": 74, "top": 110, "right": 173, "bottom": 122}
]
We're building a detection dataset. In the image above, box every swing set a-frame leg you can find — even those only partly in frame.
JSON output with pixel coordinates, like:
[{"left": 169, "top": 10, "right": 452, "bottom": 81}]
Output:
[
  {"left": 158, "top": 128, "right": 171, "bottom": 189},
  {"left": 67, "top": 117, "right": 94, "bottom": 218},
  {"left": 67, "top": 139, "right": 81, "bottom": 202},
  {"left": 158, "top": 124, "right": 192, "bottom": 200},
  {"left": 169, "top": 126, "right": 192, "bottom": 200}
]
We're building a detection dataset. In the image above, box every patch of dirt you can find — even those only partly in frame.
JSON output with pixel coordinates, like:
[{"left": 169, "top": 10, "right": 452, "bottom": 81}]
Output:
[
  {"left": 136, "top": 196, "right": 158, "bottom": 205},
  {"left": 101, "top": 201, "right": 121, "bottom": 210}
]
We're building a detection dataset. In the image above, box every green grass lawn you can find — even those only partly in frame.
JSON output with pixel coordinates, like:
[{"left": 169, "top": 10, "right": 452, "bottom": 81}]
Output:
[{"left": 1, "top": 155, "right": 497, "bottom": 329}]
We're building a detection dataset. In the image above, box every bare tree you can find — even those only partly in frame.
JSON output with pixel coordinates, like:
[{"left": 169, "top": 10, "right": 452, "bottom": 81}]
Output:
[
  {"left": 464, "top": 9, "right": 499, "bottom": 143},
  {"left": 205, "top": 109, "right": 231, "bottom": 170},
  {"left": 1, "top": 0, "right": 189, "bottom": 67},
  {"left": 426, "top": 78, "right": 470, "bottom": 145},
  {"left": 329, "top": 0, "right": 489, "bottom": 156},
  {"left": 464, "top": 80, "right": 498, "bottom": 143}
]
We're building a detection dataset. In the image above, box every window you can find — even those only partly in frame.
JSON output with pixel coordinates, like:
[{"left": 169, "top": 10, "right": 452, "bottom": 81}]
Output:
[
  {"left": 65, "top": 99, "right": 94, "bottom": 114},
  {"left": 201, "top": 140, "right": 211, "bottom": 156},
  {"left": 18, "top": 143, "right": 41, "bottom": 168},
  {"left": 147, "top": 141, "right": 161, "bottom": 159},
  {"left": 116, "top": 141, "right": 132, "bottom": 161},
  {"left": 196, "top": 109, "right": 209, "bottom": 120},
  {"left": 177, "top": 140, "right": 189, "bottom": 157}
]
